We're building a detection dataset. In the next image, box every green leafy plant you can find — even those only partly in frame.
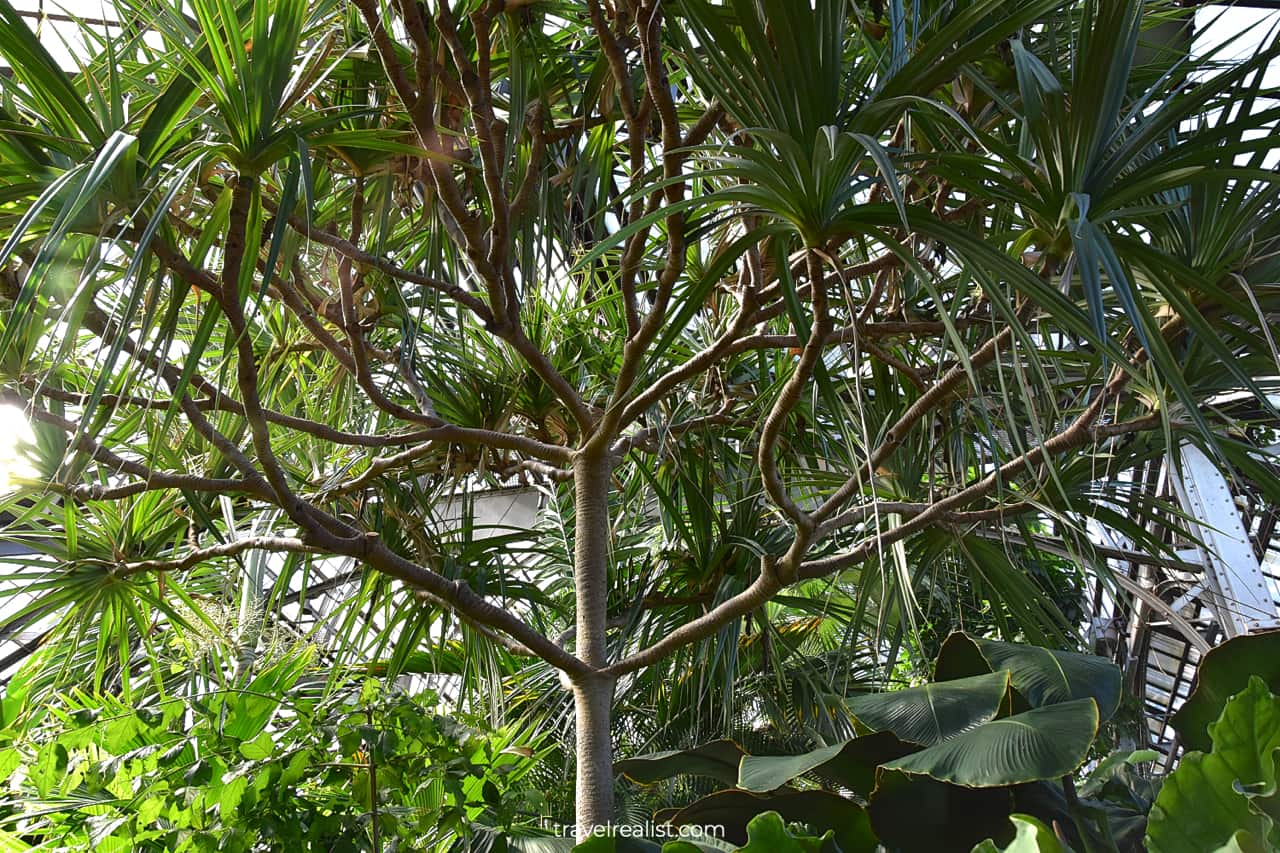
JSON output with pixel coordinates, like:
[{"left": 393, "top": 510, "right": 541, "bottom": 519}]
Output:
[
  {"left": 1147, "top": 676, "right": 1280, "bottom": 853},
  {"left": 1171, "top": 630, "right": 1280, "bottom": 753},
  {"left": 0, "top": 0, "right": 1278, "bottom": 839},
  {"left": 563, "top": 810, "right": 835, "bottom": 853},
  {"left": 617, "top": 633, "right": 1143, "bottom": 853},
  {"left": 0, "top": 662, "right": 549, "bottom": 851},
  {"left": 973, "top": 815, "right": 1066, "bottom": 853}
]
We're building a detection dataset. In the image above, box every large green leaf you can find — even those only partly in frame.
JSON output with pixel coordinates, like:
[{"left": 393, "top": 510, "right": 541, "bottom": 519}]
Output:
[
  {"left": 868, "top": 769, "right": 1016, "bottom": 853},
  {"left": 737, "top": 731, "right": 918, "bottom": 797},
  {"left": 615, "top": 740, "right": 746, "bottom": 787},
  {"left": 663, "top": 790, "right": 876, "bottom": 853},
  {"left": 1147, "top": 677, "right": 1280, "bottom": 853},
  {"left": 847, "top": 671, "right": 1012, "bottom": 746},
  {"left": 1209, "top": 831, "right": 1271, "bottom": 853},
  {"left": 1171, "top": 631, "right": 1280, "bottom": 753},
  {"left": 882, "top": 699, "right": 1099, "bottom": 787},
  {"left": 734, "top": 811, "right": 837, "bottom": 853},
  {"left": 935, "top": 633, "right": 1122, "bottom": 721}
]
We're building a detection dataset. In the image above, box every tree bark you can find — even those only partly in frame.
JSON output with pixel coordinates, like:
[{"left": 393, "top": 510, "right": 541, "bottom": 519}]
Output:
[
  {"left": 572, "top": 675, "right": 615, "bottom": 837},
  {"left": 571, "top": 447, "right": 615, "bottom": 837}
]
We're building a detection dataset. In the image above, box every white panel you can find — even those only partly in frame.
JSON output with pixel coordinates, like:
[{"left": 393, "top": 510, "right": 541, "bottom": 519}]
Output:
[
  {"left": 436, "top": 487, "right": 541, "bottom": 537},
  {"left": 1172, "top": 442, "right": 1279, "bottom": 635}
]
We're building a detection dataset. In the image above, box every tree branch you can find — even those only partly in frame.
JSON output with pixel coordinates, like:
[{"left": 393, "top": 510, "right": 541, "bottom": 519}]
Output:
[
  {"left": 117, "top": 536, "right": 317, "bottom": 576},
  {"left": 8, "top": 398, "right": 273, "bottom": 502}
]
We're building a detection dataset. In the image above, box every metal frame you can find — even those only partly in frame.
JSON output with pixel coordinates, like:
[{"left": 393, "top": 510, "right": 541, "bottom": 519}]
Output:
[{"left": 1170, "top": 442, "right": 1280, "bottom": 635}]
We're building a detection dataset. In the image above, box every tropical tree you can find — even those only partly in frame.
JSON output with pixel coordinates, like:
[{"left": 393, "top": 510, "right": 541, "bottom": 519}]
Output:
[{"left": 0, "top": 0, "right": 1278, "bottom": 839}]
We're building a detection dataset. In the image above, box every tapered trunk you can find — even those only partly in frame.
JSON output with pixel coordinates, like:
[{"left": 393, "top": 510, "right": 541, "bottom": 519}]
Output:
[
  {"left": 572, "top": 675, "right": 615, "bottom": 835},
  {"left": 571, "top": 448, "right": 615, "bottom": 837}
]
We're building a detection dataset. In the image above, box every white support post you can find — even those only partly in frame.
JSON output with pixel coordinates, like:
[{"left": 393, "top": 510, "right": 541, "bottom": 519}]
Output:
[{"left": 1170, "top": 442, "right": 1280, "bottom": 636}]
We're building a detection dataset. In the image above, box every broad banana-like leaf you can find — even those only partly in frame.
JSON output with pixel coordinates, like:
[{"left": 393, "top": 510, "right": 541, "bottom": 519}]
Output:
[
  {"left": 614, "top": 740, "right": 746, "bottom": 787},
  {"left": 935, "top": 633, "right": 1122, "bottom": 721},
  {"left": 1171, "top": 630, "right": 1280, "bottom": 753},
  {"left": 737, "top": 730, "right": 917, "bottom": 796},
  {"left": 1147, "top": 677, "right": 1280, "bottom": 853},
  {"left": 847, "top": 671, "right": 1012, "bottom": 746},
  {"left": 868, "top": 769, "right": 1016, "bottom": 853},
  {"left": 882, "top": 699, "right": 1099, "bottom": 787},
  {"left": 663, "top": 789, "right": 876, "bottom": 853}
]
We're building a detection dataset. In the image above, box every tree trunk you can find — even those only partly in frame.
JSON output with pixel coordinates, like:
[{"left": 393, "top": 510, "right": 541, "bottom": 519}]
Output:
[
  {"left": 572, "top": 675, "right": 615, "bottom": 836},
  {"left": 572, "top": 447, "right": 615, "bottom": 837}
]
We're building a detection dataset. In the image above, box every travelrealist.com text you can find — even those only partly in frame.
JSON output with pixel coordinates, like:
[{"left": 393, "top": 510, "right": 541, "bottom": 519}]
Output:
[{"left": 541, "top": 820, "right": 728, "bottom": 840}]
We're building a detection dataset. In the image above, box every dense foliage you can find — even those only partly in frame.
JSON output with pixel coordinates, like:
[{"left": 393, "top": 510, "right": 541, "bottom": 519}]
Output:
[
  {"left": 616, "top": 633, "right": 1140, "bottom": 853},
  {"left": 0, "top": 0, "right": 1278, "bottom": 843},
  {"left": 0, "top": 650, "right": 550, "bottom": 851},
  {"left": 610, "top": 632, "right": 1280, "bottom": 853}
]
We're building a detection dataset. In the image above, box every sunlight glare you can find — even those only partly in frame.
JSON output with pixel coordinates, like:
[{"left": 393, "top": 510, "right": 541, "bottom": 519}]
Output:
[{"left": 0, "top": 405, "right": 38, "bottom": 494}]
